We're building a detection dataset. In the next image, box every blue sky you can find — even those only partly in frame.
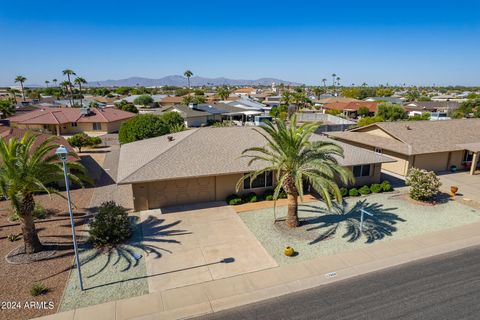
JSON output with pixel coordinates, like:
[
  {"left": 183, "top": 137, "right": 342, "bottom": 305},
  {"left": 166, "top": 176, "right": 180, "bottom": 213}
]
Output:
[{"left": 1, "top": 0, "right": 479, "bottom": 86}]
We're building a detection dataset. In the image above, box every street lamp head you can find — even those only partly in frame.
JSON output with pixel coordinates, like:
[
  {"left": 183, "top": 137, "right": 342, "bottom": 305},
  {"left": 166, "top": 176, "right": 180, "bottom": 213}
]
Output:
[{"left": 55, "top": 145, "right": 68, "bottom": 161}]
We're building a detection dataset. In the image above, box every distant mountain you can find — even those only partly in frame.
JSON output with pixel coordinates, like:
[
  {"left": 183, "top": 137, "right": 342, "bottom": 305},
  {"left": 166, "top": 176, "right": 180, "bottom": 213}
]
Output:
[{"left": 87, "top": 75, "right": 301, "bottom": 87}]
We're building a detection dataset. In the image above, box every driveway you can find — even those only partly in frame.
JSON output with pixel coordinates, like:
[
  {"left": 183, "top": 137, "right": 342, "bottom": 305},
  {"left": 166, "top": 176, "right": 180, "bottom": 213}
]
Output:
[
  {"left": 439, "top": 171, "right": 480, "bottom": 205},
  {"left": 139, "top": 202, "right": 278, "bottom": 292}
]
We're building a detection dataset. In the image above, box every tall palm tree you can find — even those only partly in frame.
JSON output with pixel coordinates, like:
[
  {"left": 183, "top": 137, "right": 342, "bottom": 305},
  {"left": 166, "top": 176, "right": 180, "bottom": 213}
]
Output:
[
  {"left": 322, "top": 78, "right": 327, "bottom": 93},
  {"left": 184, "top": 70, "right": 193, "bottom": 88},
  {"left": 237, "top": 115, "right": 353, "bottom": 227},
  {"left": 74, "top": 77, "right": 87, "bottom": 107},
  {"left": 52, "top": 79, "right": 58, "bottom": 87},
  {"left": 14, "top": 76, "right": 27, "bottom": 101},
  {"left": 0, "top": 134, "right": 89, "bottom": 253},
  {"left": 336, "top": 76, "right": 341, "bottom": 88},
  {"left": 62, "top": 69, "right": 76, "bottom": 106},
  {"left": 217, "top": 86, "right": 231, "bottom": 100},
  {"left": 45, "top": 80, "right": 50, "bottom": 88}
]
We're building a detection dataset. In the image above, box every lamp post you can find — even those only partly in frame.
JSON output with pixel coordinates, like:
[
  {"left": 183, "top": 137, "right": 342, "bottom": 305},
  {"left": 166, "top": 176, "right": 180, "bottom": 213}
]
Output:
[{"left": 56, "top": 145, "right": 84, "bottom": 291}]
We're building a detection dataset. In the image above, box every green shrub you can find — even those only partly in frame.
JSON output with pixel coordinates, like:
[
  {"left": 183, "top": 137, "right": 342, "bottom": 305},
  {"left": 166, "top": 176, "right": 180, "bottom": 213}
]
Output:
[
  {"left": 7, "top": 233, "right": 20, "bottom": 242},
  {"left": 226, "top": 194, "right": 243, "bottom": 205},
  {"left": 263, "top": 189, "right": 274, "bottom": 201},
  {"left": 381, "top": 180, "right": 392, "bottom": 192},
  {"left": 242, "top": 192, "right": 258, "bottom": 203},
  {"left": 119, "top": 114, "right": 169, "bottom": 144},
  {"left": 340, "top": 187, "right": 348, "bottom": 197},
  {"left": 89, "top": 201, "right": 132, "bottom": 247},
  {"left": 33, "top": 204, "right": 47, "bottom": 219},
  {"left": 349, "top": 188, "right": 359, "bottom": 196},
  {"left": 359, "top": 185, "right": 371, "bottom": 195},
  {"left": 278, "top": 188, "right": 288, "bottom": 199},
  {"left": 30, "top": 283, "right": 48, "bottom": 296},
  {"left": 405, "top": 168, "right": 441, "bottom": 201},
  {"left": 67, "top": 133, "right": 102, "bottom": 152},
  {"left": 370, "top": 183, "right": 382, "bottom": 193}
]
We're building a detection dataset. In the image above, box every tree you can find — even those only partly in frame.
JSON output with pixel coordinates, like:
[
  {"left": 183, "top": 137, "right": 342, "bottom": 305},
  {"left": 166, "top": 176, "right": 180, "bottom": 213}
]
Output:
[
  {"left": 160, "top": 111, "right": 185, "bottom": 131},
  {"left": 0, "top": 134, "right": 89, "bottom": 253},
  {"left": 312, "top": 87, "right": 323, "bottom": 100},
  {"left": 116, "top": 100, "right": 138, "bottom": 113},
  {"left": 357, "top": 116, "right": 384, "bottom": 127},
  {"left": 331, "top": 73, "right": 337, "bottom": 94},
  {"left": 45, "top": 80, "right": 50, "bottom": 88},
  {"left": 376, "top": 102, "right": 407, "bottom": 121},
  {"left": 62, "top": 69, "right": 76, "bottom": 106},
  {"left": 405, "top": 168, "right": 441, "bottom": 202},
  {"left": 269, "top": 105, "right": 288, "bottom": 119},
  {"left": 74, "top": 77, "right": 87, "bottom": 107},
  {"left": 237, "top": 115, "right": 353, "bottom": 228},
  {"left": 67, "top": 133, "right": 102, "bottom": 152},
  {"left": 184, "top": 70, "right": 193, "bottom": 88},
  {"left": 7, "top": 88, "right": 19, "bottom": 101},
  {"left": 216, "top": 86, "right": 231, "bottom": 100},
  {"left": 357, "top": 106, "right": 371, "bottom": 117},
  {"left": 14, "top": 75, "right": 27, "bottom": 101},
  {"left": 322, "top": 78, "right": 327, "bottom": 93},
  {"left": 375, "top": 88, "right": 393, "bottom": 97},
  {"left": 52, "top": 79, "right": 57, "bottom": 87},
  {"left": 404, "top": 90, "right": 420, "bottom": 102},
  {"left": 0, "top": 99, "right": 15, "bottom": 119},
  {"left": 119, "top": 114, "right": 169, "bottom": 144},
  {"left": 133, "top": 95, "right": 154, "bottom": 107},
  {"left": 182, "top": 95, "right": 205, "bottom": 105},
  {"left": 281, "top": 91, "right": 293, "bottom": 106}
]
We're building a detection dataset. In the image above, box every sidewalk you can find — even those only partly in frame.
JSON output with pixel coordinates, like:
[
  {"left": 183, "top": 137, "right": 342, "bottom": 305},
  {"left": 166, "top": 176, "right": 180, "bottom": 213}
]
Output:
[{"left": 36, "top": 221, "right": 480, "bottom": 320}]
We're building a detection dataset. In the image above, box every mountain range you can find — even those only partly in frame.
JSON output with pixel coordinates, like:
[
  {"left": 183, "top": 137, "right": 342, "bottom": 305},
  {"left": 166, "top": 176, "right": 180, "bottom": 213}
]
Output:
[{"left": 87, "top": 75, "right": 301, "bottom": 87}]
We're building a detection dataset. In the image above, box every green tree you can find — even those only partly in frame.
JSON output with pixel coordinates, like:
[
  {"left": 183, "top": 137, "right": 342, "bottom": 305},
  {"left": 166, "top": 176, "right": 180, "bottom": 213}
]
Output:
[
  {"left": 375, "top": 88, "right": 394, "bottom": 97},
  {"left": 184, "top": 70, "right": 193, "bottom": 88},
  {"left": 160, "top": 111, "right": 185, "bottom": 131},
  {"left": 62, "top": 69, "right": 76, "bottom": 106},
  {"left": 236, "top": 115, "right": 353, "bottom": 228},
  {"left": 182, "top": 95, "right": 206, "bottom": 105},
  {"left": 404, "top": 90, "right": 420, "bottom": 102},
  {"left": 14, "top": 75, "right": 27, "bottom": 101},
  {"left": 269, "top": 105, "right": 288, "bottom": 118},
  {"left": 376, "top": 102, "right": 407, "bottom": 121},
  {"left": 116, "top": 101, "right": 138, "bottom": 113},
  {"left": 74, "top": 77, "right": 87, "bottom": 107},
  {"left": 0, "top": 99, "right": 15, "bottom": 119},
  {"left": 114, "top": 87, "right": 133, "bottom": 95},
  {"left": 67, "top": 133, "right": 102, "bottom": 152},
  {"left": 119, "top": 114, "right": 169, "bottom": 144},
  {"left": 0, "top": 134, "right": 89, "bottom": 253},
  {"left": 133, "top": 95, "right": 154, "bottom": 107},
  {"left": 357, "top": 116, "right": 384, "bottom": 127},
  {"left": 357, "top": 106, "right": 371, "bottom": 117},
  {"left": 45, "top": 80, "right": 50, "bottom": 88},
  {"left": 312, "top": 87, "right": 323, "bottom": 99},
  {"left": 216, "top": 86, "right": 231, "bottom": 100}
]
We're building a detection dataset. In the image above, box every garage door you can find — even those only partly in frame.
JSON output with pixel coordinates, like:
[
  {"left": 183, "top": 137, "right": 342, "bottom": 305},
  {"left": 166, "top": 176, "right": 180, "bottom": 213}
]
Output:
[
  {"left": 414, "top": 153, "right": 449, "bottom": 172},
  {"left": 145, "top": 177, "right": 216, "bottom": 209}
]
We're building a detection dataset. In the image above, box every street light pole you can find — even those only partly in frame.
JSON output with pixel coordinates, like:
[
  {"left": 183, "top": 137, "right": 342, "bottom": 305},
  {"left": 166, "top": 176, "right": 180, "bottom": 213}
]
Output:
[{"left": 57, "top": 145, "right": 84, "bottom": 291}]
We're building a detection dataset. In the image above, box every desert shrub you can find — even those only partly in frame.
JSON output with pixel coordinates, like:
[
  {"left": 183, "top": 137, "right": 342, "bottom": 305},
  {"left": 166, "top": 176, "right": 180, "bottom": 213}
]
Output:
[
  {"left": 405, "top": 168, "right": 441, "bottom": 201},
  {"left": 7, "top": 233, "right": 20, "bottom": 242},
  {"left": 340, "top": 187, "right": 348, "bottom": 197},
  {"left": 89, "top": 201, "right": 132, "bottom": 247},
  {"left": 370, "top": 183, "right": 382, "bottom": 193},
  {"left": 263, "top": 189, "right": 274, "bottom": 201},
  {"left": 30, "top": 283, "right": 48, "bottom": 296},
  {"left": 358, "top": 185, "right": 371, "bottom": 195},
  {"left": 381, "top": 180, "right": 392, "bottom": 192},
  {"left": 242, "top": 192, "right": 258, "bottom": 203},
  {"left": 226, "top": 194, "right": 243, "bottom": 205},
  {"left": 349, "top": 188, "right": 359, "bottom": 196},
  {"left": 33, "top": 204, "right": 46, "bottom": 219}
]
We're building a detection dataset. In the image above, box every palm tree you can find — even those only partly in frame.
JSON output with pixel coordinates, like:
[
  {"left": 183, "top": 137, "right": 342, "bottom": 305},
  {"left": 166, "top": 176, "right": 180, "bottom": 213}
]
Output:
[
  {"left": 312, "top": 87, "right": 322, "bottom": 100},
  {"left": 184, "top": 70, "right": 193, "bottom": 88},
  {"left": 0, "top": 134, "right": 89, "bottom": 253},
  {"left": 14, "top": 76, "right": 27, "bottom": 101},
  {"left": 0, "top": 99, "right": 15, "bottom": 119},
  {"left": 62, "top": 69, "right": 76, "bottom": 106},
  {"left": 237, "top": 115, "right": 353, "bottom": 227},
  {"left": 45, "top": 80, "right": 50, "bottom": 88},
  {"left": 59, "top": 81, "right": 70, "bottom": 97},
  {"left": 53, "top": 79, "right": 58, "bottom": 87},
  {"left": 217, "top": 86, "right": 231, "bottom": 100},
  {"left": 336, "top": 76, "right": 341, "bottom": 89},
  {"left": 331, "top": 73, "right": 337, "bottom": 95},
  {"left": 281, "top": 91, "right": 293, "bottom": 106},
  {"left": 74, "top": 77, "right": 87, "bottom": 107},
  {"left": 7, "top": 88, "right": 19, "bottom": 102}
]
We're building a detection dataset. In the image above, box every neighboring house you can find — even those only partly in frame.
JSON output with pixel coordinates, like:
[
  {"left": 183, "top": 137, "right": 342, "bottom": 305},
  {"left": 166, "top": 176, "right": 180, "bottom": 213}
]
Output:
[
  {"left": 403, "top": 101, "right": 460, "bottom": 115},
  {"left": 233, "top": 87, "right": 257, "bottom": 96},
  {"left": 114, "top": 94, "right": 168, "bottom": 105},
  {"left": 159, "top": 96, "right": 184, "bottom": 106},
  {"left": 54, "top": 99, "right": 107, "bottom": 108},
  {"left": 364, "top": 97, "right": 403, "bottom": 104},
  {"left": 324, "top": 101, "right": 378, "bottom": 117},
  {"left": 8, "top": 106, "right": 136, "bottom": 136},
  {"left": 315, "top": 97, "right": 360, "bottom": 105},
  {"left": 263, "top": 95, "right": 282, "bottom": 108},
  {"left": 117, "top": 127, "right": 394, "bottom": 211},
  {"left": 226, "top": 96, "right": 269, "bottom": 111},
  {"left": 327, "top": 119, "right": 480, "bottom": 177}
]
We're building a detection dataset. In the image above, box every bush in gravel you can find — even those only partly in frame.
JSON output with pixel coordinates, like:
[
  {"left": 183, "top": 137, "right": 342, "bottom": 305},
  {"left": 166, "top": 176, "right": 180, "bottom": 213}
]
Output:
[
  {"left": 359, "top": 185, "right": 371, "bottom": 195},
  {"left": 381, "top": 180, "right": 392, "bottom": 192},
  {"left": 405, "top": 168, "right": 441, "bottom": 201},
  {"left": 349, "top": 188, "right": 359, "bottom": 196},
  {"left": 242, "top": 192, "right": 258, "bottom": 203},
  {"left": 370, "top": 183, "right": 383, "bottom": 193},
  {"left": 226, "top": 194, "right": 243, "bottom": 205},
  {"left": 30, "top": 283, "right": 48, "bottom": 296},
  {"left": 263, "top": 189, "right": 274, "bottom": 201},
  {"left": 340, "top": 187, "right": 348, "bottom": 197},
  {"left": 89, "top": 201, "right": 132, "bottom": 247}
]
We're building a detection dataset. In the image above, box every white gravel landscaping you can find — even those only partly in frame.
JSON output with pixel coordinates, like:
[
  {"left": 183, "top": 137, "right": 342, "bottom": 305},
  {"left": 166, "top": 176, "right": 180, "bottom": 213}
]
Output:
[{"left": 239, "top": 190, "right": 480, "bottom": 265}]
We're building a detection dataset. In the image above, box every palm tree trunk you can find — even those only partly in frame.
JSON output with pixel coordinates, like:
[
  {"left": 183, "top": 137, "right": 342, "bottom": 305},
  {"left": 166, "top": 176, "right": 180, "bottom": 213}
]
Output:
[
  {"left": 286, "top": 193, "right": 299, "bottom": 227},
  {"left": 21, "top": 83, "right": 25, "bottom": 101},
  {"left": 79, "top": 84, "right": 83, "bottom": 107},
  {"left": 19, "top": 194, "right": 43, "bottom": 253}
]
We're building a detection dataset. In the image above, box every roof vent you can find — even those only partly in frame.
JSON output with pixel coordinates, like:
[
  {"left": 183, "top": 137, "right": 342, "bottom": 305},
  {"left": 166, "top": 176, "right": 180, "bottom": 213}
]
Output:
[
  {"left": 405, "top": 125, "right": 412, "bottom": 130},
  {"left": 167, "top": 136, "right": 174, "bottom": 142},
  {"left": 79, "top": 107, "right": 91, "bottom": 116}
]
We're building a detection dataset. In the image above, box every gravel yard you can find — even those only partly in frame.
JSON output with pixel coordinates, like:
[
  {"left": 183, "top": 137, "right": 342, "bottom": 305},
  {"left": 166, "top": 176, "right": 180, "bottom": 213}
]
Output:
[{"left": 239, "top": 190, "right": 480, "bottom": 265}]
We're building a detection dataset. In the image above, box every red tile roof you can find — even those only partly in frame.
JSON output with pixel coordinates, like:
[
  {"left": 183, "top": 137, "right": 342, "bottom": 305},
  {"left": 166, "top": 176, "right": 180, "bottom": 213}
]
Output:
[
  {"left": 8, "top": 107, "right": 135, "bottom": 125},
  {"left": 324, "top": 101, "right": 378, "bottom": 112}
]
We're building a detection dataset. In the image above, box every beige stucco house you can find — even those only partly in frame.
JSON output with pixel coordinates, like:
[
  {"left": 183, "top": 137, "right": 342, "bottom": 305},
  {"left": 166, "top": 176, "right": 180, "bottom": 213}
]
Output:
[
  {"left": 8, "top": 106, "right": 136, "bottom": 136},
  {"left": 117, "top": 127, "right": 394, "bottom": 211},
  {"left": 328, "top": 119, "right": 480, "bottom": 177}
]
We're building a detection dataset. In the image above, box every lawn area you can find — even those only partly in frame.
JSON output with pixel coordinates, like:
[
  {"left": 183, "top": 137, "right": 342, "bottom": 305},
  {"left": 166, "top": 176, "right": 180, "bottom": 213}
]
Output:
[
  {"left": 59, "top": 214, "right": 149, "bottom": 311},
  {"left": 239, "top": 189, "right": 480, "bottom": 265}
]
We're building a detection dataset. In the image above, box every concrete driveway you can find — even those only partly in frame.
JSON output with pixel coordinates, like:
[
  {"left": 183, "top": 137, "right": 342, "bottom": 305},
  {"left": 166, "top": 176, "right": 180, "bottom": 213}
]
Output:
[
  {"left": 139, "top": 202, "right": 278, "bottom": 292},
  {"left": 439, "top": 171, "right": 480, "bottom": 204}
]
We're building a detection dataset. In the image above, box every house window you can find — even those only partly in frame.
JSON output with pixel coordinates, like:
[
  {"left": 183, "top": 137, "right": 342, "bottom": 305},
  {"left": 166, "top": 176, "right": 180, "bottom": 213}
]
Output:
[
  {"left": 92, "top": 123, "right": 102, "bottom": 131},
  {"left": 353, "top": 164, "right": 371, "bottom": 177},
  {"left": 71, "top": 122, "right": 78, "bottom": 127},
  {"left": 463, "top": 150, "right": 473, "bottom": 163},
  {"left": 374, "top": 147, "right": 383, "bottom": 155},
  {"left": 243, "top": 171, "right": 273, "bottom": 189}
]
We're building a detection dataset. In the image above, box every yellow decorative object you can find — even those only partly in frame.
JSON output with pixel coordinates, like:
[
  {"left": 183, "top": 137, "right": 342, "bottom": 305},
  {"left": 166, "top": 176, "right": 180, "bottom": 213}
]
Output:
[
  {"left": 450, "top": 186, "right": 458, "bottom": 197},
  {"left": 284, "top": 246, "right": 295, "bottom": 256}
]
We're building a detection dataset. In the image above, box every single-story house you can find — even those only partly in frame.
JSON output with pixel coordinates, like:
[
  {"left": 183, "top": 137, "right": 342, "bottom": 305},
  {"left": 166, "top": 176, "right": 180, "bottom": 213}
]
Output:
[
  {"left": 233, "top": 87, "right": 257, "bottom": 96},
  {"left": 226, "top": 96, "right": 269, "bottom": 111},
  {"left": 403, "top": 101, "right": 460, "bottom": 115},
  {"left": 327, "top": 119, "right": 480, "bottom": 177},
  {"left": 324, "top": 101, "right": 379, "bottom": 117},
  {"left": 364, "top": 97, "right": 403, "bottom": 104},
  {"left": 117, "top": 127, "right": 394, "bottom": 211},
  {"left": 8, "top": 106, "right": 136, "bottom": 136}
]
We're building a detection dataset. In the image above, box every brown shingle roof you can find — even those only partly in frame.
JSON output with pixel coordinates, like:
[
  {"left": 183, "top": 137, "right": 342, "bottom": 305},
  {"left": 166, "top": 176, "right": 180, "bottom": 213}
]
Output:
[{"left": 324, "top": 101, "right": 379, "bottom": 112}]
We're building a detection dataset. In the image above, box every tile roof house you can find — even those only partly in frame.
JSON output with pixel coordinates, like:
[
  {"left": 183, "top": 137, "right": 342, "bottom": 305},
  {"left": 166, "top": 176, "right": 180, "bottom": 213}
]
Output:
[
  {"left": 324, "top": 101, "right": 379, "bottom": 114},
  {"left": 327, "top": 119, "right": 480, "bottom": 177},
  {"left": 117, "top": 127, "right": 394, "bottom": 210},
  {"left": 8, "top": 106, "right": 136, "bottom": 136}
]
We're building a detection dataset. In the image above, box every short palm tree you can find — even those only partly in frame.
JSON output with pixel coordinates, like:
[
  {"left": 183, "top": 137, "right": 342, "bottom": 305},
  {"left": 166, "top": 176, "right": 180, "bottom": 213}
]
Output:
[
  {"left": 7, "top": 88, "right": 19, "bottom": 102},
  {"left": 0, "top": 134, "right": 89, "bottom": 253},
  {"left": 184, "top": 70, "right": 193, "bottom": 88},
  {"left": 217, "top": 86, "right": 231, "bottom": 100},
  {"left": 14, "top": 76, "right": 27, "bottom": 101},
  {"left": 74, "top": 77, "right": 87, "bottom": 107},
  {"left": 62, "top": 69, "right": 76, "bottom": 106},
  {"left": 237, "top": 115, "right": 353, "bottom": 228},
  {"left": 0, "top": 99, "right": 15, "bottom": 119}
]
